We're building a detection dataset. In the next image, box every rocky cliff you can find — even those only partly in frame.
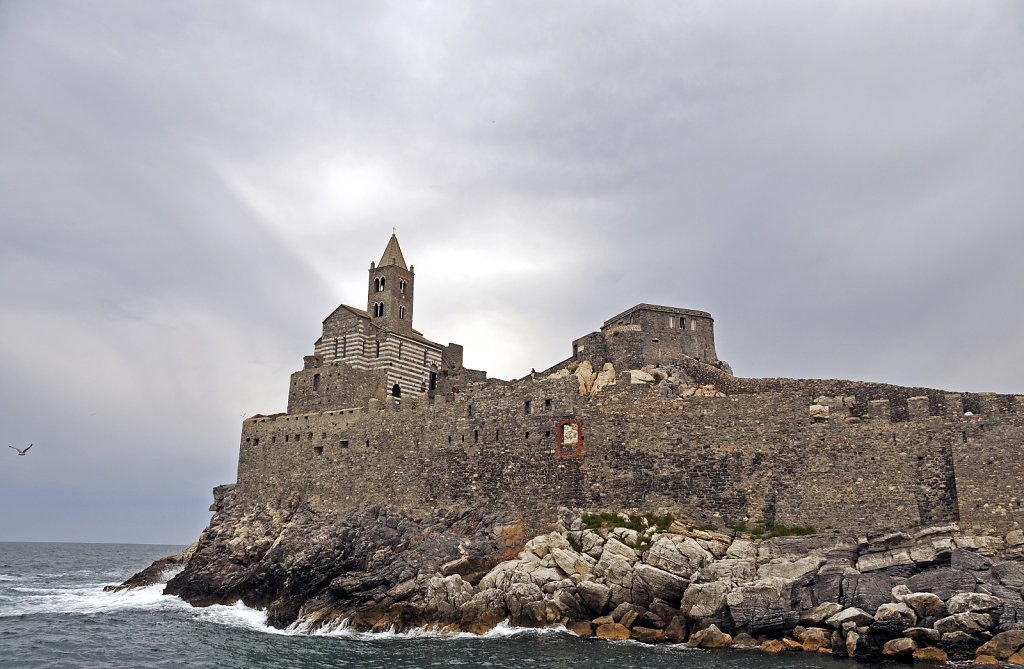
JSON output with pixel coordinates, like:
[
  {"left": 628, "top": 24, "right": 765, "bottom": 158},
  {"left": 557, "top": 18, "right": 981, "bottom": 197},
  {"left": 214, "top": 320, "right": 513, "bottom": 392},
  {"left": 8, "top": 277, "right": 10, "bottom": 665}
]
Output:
[{"left": 122, "top": 484, "right": 1024, "bottom": 663}]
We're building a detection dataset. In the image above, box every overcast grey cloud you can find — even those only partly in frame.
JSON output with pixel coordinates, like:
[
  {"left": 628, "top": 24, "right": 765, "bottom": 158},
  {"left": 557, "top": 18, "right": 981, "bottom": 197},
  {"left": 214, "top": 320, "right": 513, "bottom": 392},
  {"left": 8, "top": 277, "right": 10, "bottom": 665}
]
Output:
[{"left": 1, "top": 1, "right": 1022, "bottom": 543}]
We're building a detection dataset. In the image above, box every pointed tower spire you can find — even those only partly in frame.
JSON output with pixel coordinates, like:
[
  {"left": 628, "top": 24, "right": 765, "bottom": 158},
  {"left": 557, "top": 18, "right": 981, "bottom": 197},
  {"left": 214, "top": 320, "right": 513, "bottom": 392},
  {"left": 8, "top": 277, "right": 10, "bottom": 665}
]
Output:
[
  {"left": 368, "top": 234, "right": 415, "bottom": 335},
  {"left": 378, "top": 234, "right": 407, "bottom": 270}
]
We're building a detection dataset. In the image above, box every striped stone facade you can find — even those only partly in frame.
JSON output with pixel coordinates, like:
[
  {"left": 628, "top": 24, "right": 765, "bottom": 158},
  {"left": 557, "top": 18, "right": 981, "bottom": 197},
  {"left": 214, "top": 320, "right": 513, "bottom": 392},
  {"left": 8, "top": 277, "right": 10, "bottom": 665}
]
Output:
[{"left": 286, "top": 236, "right": 455, "bottom": 415}]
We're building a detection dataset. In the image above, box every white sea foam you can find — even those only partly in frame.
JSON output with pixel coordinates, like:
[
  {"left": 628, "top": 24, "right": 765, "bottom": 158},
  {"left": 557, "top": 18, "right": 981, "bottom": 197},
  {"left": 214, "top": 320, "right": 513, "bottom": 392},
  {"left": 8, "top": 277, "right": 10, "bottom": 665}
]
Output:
[
  {"left": 192, "top": 601, "right": 292, "bottom": 635},
  {"left": 0, "top": 582, "right": 186, "bottom": 618},
  {"left": 298, "top": 617, "right": 570, "bottom": 641},
  {"left": 0, "top": 574, "right": 19, "bottom": 581}
]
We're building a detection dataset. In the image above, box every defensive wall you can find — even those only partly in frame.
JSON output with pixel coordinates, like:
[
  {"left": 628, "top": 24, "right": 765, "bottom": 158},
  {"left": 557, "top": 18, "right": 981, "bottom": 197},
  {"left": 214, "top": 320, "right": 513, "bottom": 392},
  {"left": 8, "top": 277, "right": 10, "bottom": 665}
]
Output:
[{"left": 234, "top": 357, "right": 1024, "bottom": 537}]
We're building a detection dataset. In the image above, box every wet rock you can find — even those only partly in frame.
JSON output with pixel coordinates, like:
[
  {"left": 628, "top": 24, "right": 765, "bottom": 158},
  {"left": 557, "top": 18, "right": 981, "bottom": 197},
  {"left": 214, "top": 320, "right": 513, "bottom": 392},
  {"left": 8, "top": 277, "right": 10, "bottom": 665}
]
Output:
[
  {"left": 595, "top": 622, "right": 630, "bottom": 640},
  {"left": 687, "top": 624, "right": 732, "bottom": 648},
  {"left": 976, "top": 630, "right": 1024, "bottom": 660},
  {"left": 566, "top": 620, "right": 592, "bottom": 636},
  {"left": 875, "top": 602, "right": 917, "bottom": 625},
  {"left": 664, "top": 615, "right": 687, "bottom": 642},
  {"left": 882, "top": 637, "right": 917, "bottom": 659},
  {"left": 732, "top": 632, "right": 757, "bottom": 647},
  {"left": 912, "top": 646, "right": 948, "bottom": 662},
  {"left": 631, "top": 626, "right": 666, "bottom": 643}
]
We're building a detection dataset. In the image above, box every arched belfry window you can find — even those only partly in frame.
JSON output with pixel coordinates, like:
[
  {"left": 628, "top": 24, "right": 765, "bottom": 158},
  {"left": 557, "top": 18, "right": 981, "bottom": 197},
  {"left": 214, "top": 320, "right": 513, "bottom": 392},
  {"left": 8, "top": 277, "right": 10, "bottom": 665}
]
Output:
[
  {"left": 379, "top": 277, "right": 386, "bottom": 290},
  {"left": 374, "top": 278, "right": 380, "bottom": 292},
  {"left": 392, "top": 384, "right": 401, "bottom": 398}
]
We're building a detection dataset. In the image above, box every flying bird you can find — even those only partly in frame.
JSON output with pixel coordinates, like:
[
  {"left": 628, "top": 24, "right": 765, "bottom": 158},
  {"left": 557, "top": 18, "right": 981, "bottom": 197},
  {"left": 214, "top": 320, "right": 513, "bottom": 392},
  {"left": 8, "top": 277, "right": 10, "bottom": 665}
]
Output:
[{"left": 9, "top": 444, "right": 32, "bottom": 456}]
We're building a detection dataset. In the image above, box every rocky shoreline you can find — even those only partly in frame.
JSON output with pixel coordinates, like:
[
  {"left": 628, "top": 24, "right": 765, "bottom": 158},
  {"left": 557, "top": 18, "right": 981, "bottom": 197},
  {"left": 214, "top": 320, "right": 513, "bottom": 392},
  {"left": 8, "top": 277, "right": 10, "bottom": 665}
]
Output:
[{"left": 122, "top": 484, "right": 1024, "bottom": 664}]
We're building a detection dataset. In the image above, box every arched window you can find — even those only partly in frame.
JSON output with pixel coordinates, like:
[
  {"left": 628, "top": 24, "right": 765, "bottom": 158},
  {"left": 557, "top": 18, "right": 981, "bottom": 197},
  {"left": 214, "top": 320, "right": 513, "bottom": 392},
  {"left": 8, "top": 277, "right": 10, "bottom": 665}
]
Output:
[
  {"left": 374, "top": 278, "right": 380, "bottom": 292},
  {"left": 380, "top": 277, "right": 386, "bottom": 290},
  {"left": 392, "top": 384, "right": 401, "bottom": 398},
  {"left": 399, "top": 305, "right": 405, "bottom": 319}
]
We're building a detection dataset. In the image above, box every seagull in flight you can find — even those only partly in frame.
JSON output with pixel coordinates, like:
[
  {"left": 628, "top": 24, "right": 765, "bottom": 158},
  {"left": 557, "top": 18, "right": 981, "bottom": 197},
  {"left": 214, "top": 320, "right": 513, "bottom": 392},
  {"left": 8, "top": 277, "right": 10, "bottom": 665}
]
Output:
[{"left": 9, "top": 444, "right": 32, "bottom": 456}]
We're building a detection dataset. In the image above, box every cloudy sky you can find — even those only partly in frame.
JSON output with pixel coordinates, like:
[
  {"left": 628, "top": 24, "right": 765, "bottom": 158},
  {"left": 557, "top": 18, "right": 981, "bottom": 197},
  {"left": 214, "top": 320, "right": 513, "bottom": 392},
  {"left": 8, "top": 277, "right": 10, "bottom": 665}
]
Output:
[{"left": 2, "top": 1, "right": 1022, "bottom": 544}]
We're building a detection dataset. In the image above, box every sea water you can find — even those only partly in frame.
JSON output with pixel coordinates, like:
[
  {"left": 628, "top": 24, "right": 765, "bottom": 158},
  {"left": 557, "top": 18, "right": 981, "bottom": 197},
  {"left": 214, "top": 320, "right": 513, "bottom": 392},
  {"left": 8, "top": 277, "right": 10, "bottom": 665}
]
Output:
[{"left": 0, "top": 542, "right": 890, "bottom": 668}]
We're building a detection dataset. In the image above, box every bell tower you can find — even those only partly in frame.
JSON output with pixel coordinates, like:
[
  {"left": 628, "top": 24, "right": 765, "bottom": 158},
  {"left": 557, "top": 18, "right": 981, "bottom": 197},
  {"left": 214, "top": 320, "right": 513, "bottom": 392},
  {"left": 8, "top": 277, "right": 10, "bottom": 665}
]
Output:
[{"left": 367, "top": 233, "right": 414, "bottom": 335}]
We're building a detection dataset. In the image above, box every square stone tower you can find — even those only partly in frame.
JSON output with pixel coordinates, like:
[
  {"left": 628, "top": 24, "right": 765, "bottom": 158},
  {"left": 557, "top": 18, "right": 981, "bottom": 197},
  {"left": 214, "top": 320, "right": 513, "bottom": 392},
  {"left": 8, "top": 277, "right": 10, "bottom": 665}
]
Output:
[{"left": 367, "top": 233, "right": 415, "bottom": 336}]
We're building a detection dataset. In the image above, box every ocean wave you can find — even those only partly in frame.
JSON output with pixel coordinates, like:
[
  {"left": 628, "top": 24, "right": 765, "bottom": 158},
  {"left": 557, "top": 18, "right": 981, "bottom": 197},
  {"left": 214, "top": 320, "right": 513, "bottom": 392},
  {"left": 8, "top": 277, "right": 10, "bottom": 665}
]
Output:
[
  {"left": 0, "top": 574, "right": 19, "bottom": 581},
  {"left": 192, "top": 601, "right": 292, "bottom": 635},
  {"left": 0, "top": 582, "right": 186, "bottom": 617},
  {"left": 300, "top": 618, "right": 572, "bottom": 641}
]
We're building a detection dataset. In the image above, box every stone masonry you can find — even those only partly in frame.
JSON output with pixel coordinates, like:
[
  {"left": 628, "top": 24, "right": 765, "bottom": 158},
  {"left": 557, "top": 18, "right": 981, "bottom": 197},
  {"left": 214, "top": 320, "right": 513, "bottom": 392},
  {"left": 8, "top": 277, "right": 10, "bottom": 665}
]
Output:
[{"left": 235, "top": 235, "right": 1024, "bottom": 537}]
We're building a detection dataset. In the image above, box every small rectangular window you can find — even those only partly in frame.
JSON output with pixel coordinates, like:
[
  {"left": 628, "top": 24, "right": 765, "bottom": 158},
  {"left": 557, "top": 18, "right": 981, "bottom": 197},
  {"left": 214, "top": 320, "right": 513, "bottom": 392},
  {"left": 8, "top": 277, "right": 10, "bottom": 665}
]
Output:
[
  {"left": 312, "top": 373, "right": 321, "bottom": 390},
  {"left": 340, "top": 440, "right": 349, "bottom": 448},
  {"left": 253, "top": 438, "right": 259, "bottom": 446},
  {"left": 525, "top": 432, "right": 530, "bottom": 439},
  {"left": 544, "top": 399, "right": 552, "bottom": 410},
  {"left": 314, "top": 446, "right": 323, "bottom": 455},
  {"left": 271, "top": 436, "right": 276, "bottom": 443},
  {"left": 285, "top": 434, "right": 290, "bottom": 442},
  {"left": 524, "top": 400, "right": 531, "bottom": 414},
  {"left": 474, "top": 429, "right": 479, "bottom": 443},
  {"left": 495, "top": 429, "right": 499, "bottom": 441},
  {"left": 468, "top": 404, "right": 473, "bottom": 416},
  {"left": 245, "top": 437, "right": 251, "bottom": 443},
  {"left": 321, "top": 432, "right": 326, "bottom": 438}
]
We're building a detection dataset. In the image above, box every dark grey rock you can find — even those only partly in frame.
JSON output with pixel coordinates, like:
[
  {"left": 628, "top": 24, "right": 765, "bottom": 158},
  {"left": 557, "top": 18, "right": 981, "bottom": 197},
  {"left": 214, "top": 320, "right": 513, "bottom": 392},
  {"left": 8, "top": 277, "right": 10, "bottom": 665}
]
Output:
[
  {"left": 993, "top": 561, "right": 1024, "bottom": 589},
  {"left": 840, "top": 571, "right": 892, "bottom": 612},
  {"left": 906, "top": 568, "right": 978, "bottom": 600},
  {"left": 951, "top": 548, "right": 992, "bottom": 572},
  {"left": 937, "top": 630, "right": 984, "bottom": 661}
]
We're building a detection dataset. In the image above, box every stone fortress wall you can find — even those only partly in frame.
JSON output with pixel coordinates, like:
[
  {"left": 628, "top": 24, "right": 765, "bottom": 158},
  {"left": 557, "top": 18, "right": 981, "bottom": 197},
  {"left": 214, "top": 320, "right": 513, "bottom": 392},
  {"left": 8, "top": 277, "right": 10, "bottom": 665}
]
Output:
[
  {"left": 236, "top": 355, "right": 1024, "bottom": 538},
  {"left": 232, "top": 236, "right": 1024, "bottom": 538}
]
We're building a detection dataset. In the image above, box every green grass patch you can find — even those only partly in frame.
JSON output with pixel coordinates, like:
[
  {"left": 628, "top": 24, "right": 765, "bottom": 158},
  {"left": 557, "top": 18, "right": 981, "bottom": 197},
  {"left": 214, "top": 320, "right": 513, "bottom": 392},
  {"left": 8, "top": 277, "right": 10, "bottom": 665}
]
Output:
[
  {"left": 747, "top": 520, "right": 816, "bottom": 539},
  {"left": 581, "top": 512, "right": 675, "bottom": 534}
]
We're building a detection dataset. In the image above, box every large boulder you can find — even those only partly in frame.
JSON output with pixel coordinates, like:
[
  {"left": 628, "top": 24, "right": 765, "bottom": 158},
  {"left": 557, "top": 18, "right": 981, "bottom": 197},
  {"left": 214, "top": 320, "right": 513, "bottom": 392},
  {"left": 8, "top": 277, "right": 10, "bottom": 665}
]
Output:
[
  {"left": 825, "top": 606, "right": 874, "bottom": 629},
  {"left": 977, "top": 630, "right": 1024, "bottom": 660},
  {"left": 686, "top": 624, "right": 732, "bottom": 649},
  {"left": 946, "top": 592, "right": 1003, "bottom": 614},
  {"left": 595, "top": 622, "right": 631, "bottom": 639},
  {"left": 882, "top": 637, "right": 917, "bottom": 659},
  {"left": 576, "top": 580, "right": 611, "bottom": 614},
  {"left": 680, "top": 581, "right": 733, "bottom": 620},
  {"left": 937, "top": 630, "right": 984, "bottom": 661},
  {"left": 903, "top": 592, "right": 947, "bottom": 618},
  {"left": 934, "top": 612, "right": 993, "bottom": 634},
  {"left": 840, "top": 570, "right": 893, "bottom": 612},
  {"left": 643, "top": 534, "right": 713, "bottom": 579},
  {"left": 726, "top": 577, "right": 798, "bottom": 634},
  {"left": 632, "top": 564, "right": 689, "bottom": 607},
  {"left": 907, "top": 567, "right": 978, "bottom": 600}
]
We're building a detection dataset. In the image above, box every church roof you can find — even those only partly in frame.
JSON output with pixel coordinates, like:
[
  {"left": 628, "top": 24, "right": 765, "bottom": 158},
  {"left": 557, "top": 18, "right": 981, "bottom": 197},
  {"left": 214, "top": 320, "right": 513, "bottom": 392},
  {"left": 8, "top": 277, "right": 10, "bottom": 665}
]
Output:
[{"left": 378, "top": 234, "right": 408, "bottom": 269}]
